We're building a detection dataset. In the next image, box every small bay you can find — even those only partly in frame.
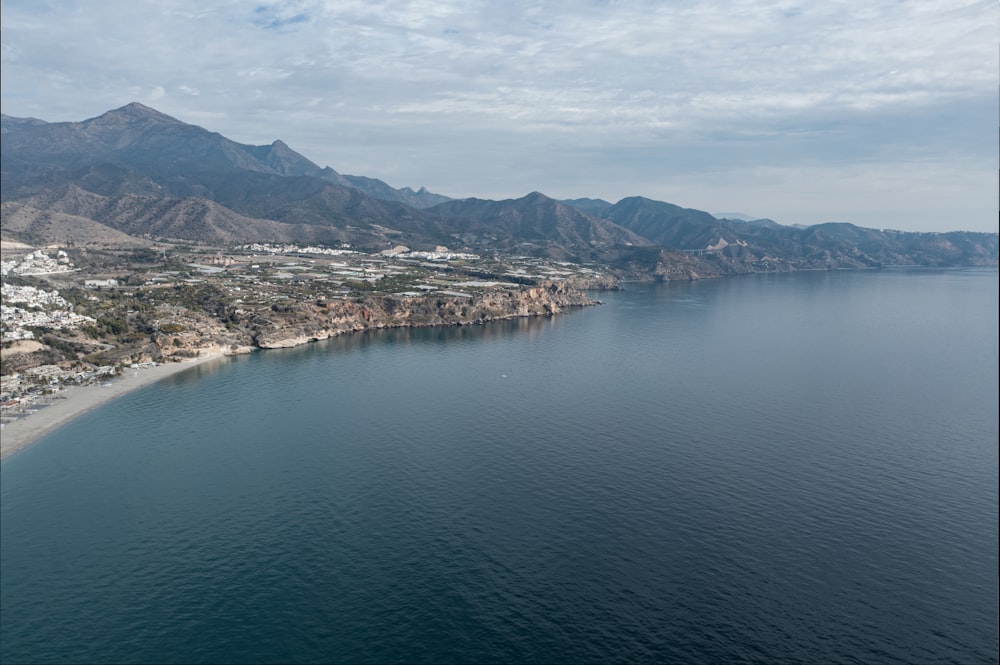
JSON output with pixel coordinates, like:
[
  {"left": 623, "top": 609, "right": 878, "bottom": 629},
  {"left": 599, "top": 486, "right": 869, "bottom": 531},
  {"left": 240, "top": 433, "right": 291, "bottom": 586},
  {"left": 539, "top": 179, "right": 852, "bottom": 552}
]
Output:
[{"left": 2, "top": 268, "right": 997, "bottom": 664}]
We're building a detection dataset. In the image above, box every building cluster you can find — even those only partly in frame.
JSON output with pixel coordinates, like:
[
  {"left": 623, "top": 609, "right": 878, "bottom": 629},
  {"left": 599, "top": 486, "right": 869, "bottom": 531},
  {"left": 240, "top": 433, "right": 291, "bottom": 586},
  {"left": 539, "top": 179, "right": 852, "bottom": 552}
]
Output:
[
  {"left": 84, "top": 279, "right": 119, "bottom": 289},
  {"left": 402, "top": 250, "right": 480, "bottom": 261},
  {"left": 1, "top": 284, "right": 95, "bottom": 341},
  {"left": 0, "top": 249, "right": 74, "bottom": 276},
  {"left": 240, "top": 242, "right": 480, "bottom": 263},
  {"left": 241, "top": 243, "right": 360, "bottom": 257},
  {"left": 379, "top": 244, "right": 480, "bottom": 261},
  {"left": 1, "top": 364, "right": 118, "bottom": 414}
]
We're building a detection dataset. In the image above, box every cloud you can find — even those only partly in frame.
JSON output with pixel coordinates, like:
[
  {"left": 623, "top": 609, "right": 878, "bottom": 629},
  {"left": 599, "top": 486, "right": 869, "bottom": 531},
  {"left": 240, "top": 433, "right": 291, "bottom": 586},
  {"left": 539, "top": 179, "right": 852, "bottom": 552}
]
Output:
[
  {"left": 0, "top": 0, "right": 996, "bottom": 232},
  {"left": 253, "top": 2, "right": 311, "bottom": 30}
]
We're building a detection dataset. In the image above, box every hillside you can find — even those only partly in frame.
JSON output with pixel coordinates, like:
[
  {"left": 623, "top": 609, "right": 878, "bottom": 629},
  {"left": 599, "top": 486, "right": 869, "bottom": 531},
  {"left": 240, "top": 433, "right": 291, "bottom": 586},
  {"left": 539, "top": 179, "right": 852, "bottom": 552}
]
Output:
[
  {"left": 0, "top": 201, "right": 151, "bottom": 247},
  {"left": 2, "top": 103, "right": 996, "bottom": 272},
  {"left": 429, "top": 192, "right": 650, "bottom": 259}
]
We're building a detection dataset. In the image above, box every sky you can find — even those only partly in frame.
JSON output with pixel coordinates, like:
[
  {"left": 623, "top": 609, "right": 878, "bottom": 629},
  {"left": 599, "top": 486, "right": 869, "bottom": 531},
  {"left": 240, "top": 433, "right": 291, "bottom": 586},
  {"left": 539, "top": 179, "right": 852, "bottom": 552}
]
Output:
[{"left": 1, "top": 0, "right": 997, "bottom": 233}]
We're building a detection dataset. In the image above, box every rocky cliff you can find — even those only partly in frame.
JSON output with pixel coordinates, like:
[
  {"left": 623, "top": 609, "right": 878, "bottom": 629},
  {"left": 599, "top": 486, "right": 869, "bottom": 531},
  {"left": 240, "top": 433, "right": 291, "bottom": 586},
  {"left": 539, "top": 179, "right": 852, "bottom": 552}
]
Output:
[
  {"left": 248, "top": 282, "right": 593, "bottom": 349},
  {"left": 130, "top": 282, "right": 596, "bottom": 359}
]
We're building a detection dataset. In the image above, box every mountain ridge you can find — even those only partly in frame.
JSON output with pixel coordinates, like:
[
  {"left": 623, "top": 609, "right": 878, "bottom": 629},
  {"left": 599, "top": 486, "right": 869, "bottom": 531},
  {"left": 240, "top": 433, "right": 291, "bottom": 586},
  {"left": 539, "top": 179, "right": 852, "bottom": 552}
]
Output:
[
  {"left": 2, "top": 103, "right": 996, "bottom": 272},
  {"left": 1, "top": 103, "right": 451, "bottom": 208}
]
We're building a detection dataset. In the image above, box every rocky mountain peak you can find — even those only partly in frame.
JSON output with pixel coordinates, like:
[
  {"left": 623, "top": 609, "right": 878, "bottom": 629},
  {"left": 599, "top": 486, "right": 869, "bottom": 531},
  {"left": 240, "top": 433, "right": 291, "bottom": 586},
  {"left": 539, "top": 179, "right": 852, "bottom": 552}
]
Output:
[
  {"left": 89, "top": 102, "right": 181, "bottom": 126},
  {"left": 522, "top": 191, "right": 553, "bottom": 205}
]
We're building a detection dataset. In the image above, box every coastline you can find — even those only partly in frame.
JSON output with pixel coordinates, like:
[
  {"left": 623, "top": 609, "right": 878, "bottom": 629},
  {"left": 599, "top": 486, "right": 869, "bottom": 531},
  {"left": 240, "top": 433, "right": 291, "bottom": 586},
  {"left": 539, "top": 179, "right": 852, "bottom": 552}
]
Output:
[
  {"left": 0, "top": 287, "right": 596, "bottom": 463},
  {"left": 0, "top": 352, "right": 230, "bottom": 462}
]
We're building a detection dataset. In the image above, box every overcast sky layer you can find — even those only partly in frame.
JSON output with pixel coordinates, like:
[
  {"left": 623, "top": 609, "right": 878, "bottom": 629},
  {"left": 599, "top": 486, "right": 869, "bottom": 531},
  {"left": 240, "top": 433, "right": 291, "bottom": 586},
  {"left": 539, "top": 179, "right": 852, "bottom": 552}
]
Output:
[{"left": 2, "top": 0, "right": 997, "bottom": 232}]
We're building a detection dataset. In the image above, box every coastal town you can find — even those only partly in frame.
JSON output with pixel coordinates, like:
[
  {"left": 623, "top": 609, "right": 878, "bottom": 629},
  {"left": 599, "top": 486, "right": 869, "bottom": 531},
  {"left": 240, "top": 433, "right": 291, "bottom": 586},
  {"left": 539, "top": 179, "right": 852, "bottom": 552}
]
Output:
[{"left": 1, "top": 239, "right": 615, "bottom": 426}]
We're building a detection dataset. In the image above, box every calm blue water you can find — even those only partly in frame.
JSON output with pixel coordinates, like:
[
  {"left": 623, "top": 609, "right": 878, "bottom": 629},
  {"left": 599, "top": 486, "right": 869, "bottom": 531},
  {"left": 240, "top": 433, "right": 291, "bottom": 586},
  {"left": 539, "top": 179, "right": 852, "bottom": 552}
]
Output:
[{"left": 2, "top": 268, "right": 997, "bottom": 664}]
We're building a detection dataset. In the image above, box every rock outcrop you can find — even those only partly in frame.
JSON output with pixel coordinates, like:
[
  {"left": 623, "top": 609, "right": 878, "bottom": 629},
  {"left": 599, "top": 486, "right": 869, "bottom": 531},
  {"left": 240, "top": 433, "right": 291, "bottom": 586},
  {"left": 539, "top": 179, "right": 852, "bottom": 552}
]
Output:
[{"left": 251, "top": 282, "right": 594, "bottom": 349}]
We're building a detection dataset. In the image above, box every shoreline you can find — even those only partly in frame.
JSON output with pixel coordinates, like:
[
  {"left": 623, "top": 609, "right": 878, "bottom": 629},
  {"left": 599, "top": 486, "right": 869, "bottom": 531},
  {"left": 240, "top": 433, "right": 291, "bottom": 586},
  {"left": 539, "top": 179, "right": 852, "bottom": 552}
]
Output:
[
  {"left": 0, "top": 290, "right": 596, "bottom": 463},
  {"left": 0, "top": 352, "right": 231, "bottom": 462}
]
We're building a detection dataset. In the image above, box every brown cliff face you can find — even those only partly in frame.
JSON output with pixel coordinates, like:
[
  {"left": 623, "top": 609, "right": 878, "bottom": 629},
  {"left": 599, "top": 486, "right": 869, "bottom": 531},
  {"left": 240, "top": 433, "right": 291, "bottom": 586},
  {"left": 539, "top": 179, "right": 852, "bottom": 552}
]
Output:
[
  {"left": 1, "top": 275, "right": 598, "bottom": 377},
  {"left": 251, "top": 282, "right": 594, "bottom": 349}
]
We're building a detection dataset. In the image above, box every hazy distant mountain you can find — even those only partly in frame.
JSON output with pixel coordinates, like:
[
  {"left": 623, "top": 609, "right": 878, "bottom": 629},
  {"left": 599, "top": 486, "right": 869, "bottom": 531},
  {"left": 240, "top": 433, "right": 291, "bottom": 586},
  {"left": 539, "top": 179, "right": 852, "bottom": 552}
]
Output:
[
  {"left": 0, "top": 113, "right": 49, "bottom": 130},
  {"left": 597, "top": 197, "right": 739, "bottom": 250},
  {"left": 713, "top": 212, "right": 755, "bottom": 221},
  {"left": 7, "top": 185, "right": 358, "bottom": 246},
  {"left": 1, "top": 103, "right": 313, "bottom": 180},
  {"left": 1, "top": 103, "right": 996, "bottom": 270},
  {"left": 560, "top": 197, "right": 614, "bottom": 217},
  {"left": 713, "top": 213, "right": 786, "bottom": 229},
  {"left": 0, "top": 103, "right": 449, "bottom": 210},
  {"left": 430, "top": 192, "right": 649, "bottom": 258},
  {"left": 338, "top": 177, "right": 452, "bottom": 208},
  {"left": 0, "top": 104, "right": 464, "bottom": 250},
  {"left": 737, "top": 218, "right": 784, "bottom": 229},
  {"left": 710, "top": 219, "right": 1000, "bottom": 268},
  {"left": 589, "top": 197, "right": 997, "bottom": 270}
]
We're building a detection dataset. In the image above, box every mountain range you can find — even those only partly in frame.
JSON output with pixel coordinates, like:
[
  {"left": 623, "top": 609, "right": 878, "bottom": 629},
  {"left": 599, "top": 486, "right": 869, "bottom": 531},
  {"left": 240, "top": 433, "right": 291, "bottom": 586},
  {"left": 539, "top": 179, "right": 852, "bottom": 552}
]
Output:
[{"left": 2, "top": 103, "right": 996, "bottom": 274}]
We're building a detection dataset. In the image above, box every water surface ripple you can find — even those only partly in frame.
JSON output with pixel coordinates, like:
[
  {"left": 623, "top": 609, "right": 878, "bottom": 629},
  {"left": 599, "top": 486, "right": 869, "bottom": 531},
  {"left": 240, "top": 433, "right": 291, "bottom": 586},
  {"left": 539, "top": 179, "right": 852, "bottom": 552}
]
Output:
[{"left": 2, "top": 269, "right": 997, "bottom": 664}]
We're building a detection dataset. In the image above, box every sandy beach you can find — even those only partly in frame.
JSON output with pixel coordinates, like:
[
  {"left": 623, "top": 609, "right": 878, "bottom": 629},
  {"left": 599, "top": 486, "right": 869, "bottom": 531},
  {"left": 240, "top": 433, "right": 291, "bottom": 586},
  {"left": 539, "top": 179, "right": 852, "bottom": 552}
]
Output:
[{"left": 1, "top": 352, "right": 231, "bottom": 461}]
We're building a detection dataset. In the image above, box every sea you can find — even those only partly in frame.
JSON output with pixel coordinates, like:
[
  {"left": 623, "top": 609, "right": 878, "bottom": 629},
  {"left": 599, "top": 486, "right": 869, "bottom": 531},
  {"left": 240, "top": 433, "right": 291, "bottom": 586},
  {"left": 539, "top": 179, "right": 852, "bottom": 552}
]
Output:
[{"left": 1, "top": 268, "right": 997, "bottom": 664}]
